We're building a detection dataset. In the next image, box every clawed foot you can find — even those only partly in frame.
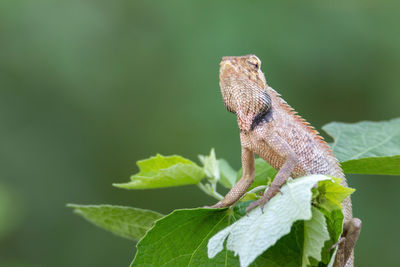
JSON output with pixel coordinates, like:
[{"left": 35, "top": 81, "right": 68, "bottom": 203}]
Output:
[
  {"left": 245, "top": 197, "right": 267, "bottom": 214},
  {"left": 245, "top": 185, "right": 283, "bottom": 215}
]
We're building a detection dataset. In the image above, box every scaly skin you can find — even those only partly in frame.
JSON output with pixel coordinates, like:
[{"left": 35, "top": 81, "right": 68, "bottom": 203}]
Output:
[{"left": 211, "top": 55, "right": 361, "bottom": 267}]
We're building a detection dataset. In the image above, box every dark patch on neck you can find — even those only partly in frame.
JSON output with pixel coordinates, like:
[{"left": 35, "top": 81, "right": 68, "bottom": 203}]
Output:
[
  {"left": 250, "top": 91, "right": 272, "bottom": 130},
  {"left": 250, "top": 108, "right": 273, "bottom": 131}
]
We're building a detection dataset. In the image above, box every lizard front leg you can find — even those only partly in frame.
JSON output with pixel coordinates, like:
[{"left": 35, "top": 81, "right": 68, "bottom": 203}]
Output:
[
  {"left": 246, "top": 134, "right": 298, "bottom": 213},
  {"left": 210, "top": 147, "right": 255, "bottom": 208}
]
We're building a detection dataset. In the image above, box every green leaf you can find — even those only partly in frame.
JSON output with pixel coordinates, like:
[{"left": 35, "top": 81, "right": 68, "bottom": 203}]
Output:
[
  {"left": 319, "top": 208, "right": 344, "bottom": 265},
  {"left": 131, "top": 207, "right": 243, "bottom": 267},
  {"left": 218, "top": 159, "right": 237, "bottom": 189},
  {"left": 113, "top": 154, "right": 205, "bottom": 189},
  {"left": 340, "top": 155, "right": 400, "bottom": 175},
  {"left": 67, "top": 204, "right": 163, "bottom": 241},
  {"left": 252, "top": 220, "right": 304, "bottom": 266},
  {"left": 208, "top": 175, "right": 330, "bottom": 267},
  {"left": 302, "top": 207, "right": 330, "bottom": 267},
  {"left": 322, "top": 118, "right": 400, "bottom": 175},
  {"left": 199, "top": 148, "right": 220, "bottom": 180},
  {"left": 315, "top": 177, "right": 355, "bottom": 212},
  {"left": 131, "top": 203, "right": 308, "bottom": 267},
  {"left": 130, "top": 175, "right": 346, "bottom": 267},
  {"left": 236, "top": 158, "right": 277, "bottom": 190}
]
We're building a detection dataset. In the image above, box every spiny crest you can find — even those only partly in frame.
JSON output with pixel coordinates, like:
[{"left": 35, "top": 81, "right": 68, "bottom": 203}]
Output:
[{"left": 268, "top": 87, "right": 340, "bottom": 164}]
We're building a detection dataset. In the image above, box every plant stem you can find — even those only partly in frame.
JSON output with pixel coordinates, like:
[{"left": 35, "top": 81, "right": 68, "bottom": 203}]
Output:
[
  {"left": 197, "top": 182, "right": 224, "bottom": 200},
  {"left": 246, "top": 185, "right": 268, "bottom": 195}
]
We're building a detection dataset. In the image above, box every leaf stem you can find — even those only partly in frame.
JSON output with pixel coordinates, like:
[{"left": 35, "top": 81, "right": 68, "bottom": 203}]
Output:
[
  {"left": 246, "top": 185, "right": 268, "bottom": 195},
  {"left": 197, "top": 182, "right": 224, "bottom": 200}
]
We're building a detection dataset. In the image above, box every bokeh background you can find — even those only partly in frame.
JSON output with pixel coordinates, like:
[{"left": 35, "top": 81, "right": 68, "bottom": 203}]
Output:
[{"left": 1, "top": 0, "right": 399, "bottom": 266}]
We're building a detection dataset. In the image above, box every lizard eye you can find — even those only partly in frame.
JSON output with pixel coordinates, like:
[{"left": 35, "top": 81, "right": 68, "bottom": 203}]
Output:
[{"left": 248, "top": 56, "right": 261, "bottom": 70}]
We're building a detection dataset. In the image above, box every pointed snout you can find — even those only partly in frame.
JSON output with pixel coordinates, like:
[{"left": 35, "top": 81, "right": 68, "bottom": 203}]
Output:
[
  {"left": 221, "top": 55, "right": 257, "bottom": 62},
  {"left": 220, "top": 57, "right": 232, "bottom": 68},
  {"left": 221, "top": 56, "right": 236, "bottom": 62},
  {"left": 219, "top": 57, "right": 232, "bottom": 73}
]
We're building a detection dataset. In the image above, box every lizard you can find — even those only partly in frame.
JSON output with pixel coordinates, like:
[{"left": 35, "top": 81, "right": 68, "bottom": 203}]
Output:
[{"left": 210, "top": 55, "right": 361, "bottom": 267}]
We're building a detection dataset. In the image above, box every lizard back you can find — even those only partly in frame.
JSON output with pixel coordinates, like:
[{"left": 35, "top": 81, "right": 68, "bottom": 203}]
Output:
[{"left": 258, "top": 86, "right": 344, "bottom": 179}]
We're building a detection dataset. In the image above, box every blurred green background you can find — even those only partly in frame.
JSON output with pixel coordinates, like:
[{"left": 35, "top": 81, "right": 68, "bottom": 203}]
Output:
[{"left": 1, "top": 0, "right": 399, "bottom": 266}]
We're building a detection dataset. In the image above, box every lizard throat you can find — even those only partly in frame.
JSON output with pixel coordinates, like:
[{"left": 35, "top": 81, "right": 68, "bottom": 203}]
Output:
[{"left": 235, "top": 91, "right": 272, "bottom": 132}]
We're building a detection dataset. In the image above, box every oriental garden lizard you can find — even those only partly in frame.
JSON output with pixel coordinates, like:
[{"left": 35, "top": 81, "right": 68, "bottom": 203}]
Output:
[{"left": 210, "top": 55, "right": 361, "bottom": 267}]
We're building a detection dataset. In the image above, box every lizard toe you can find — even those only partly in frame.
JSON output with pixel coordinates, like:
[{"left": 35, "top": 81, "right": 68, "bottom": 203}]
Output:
[
  {"left": 245, "top": 201, "right": 259, "bottom": 215},
  {"left": 245, "top": 198, "right": 268, "bottom": 215}
]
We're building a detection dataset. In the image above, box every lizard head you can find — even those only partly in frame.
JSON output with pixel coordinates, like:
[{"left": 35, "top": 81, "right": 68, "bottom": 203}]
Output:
[{"left": 219, "top": 55, "right": 271, "bottom": 131}]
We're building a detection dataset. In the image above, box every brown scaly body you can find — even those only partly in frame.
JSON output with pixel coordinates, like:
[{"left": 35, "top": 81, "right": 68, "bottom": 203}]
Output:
[{"left": 211, "top": 55, "right": 361, "bottom": 267}]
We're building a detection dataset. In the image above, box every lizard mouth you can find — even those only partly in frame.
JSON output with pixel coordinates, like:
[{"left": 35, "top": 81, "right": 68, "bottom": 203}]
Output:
[
  {"left": 219, "top": 60, "right": 234, "bottom": 79},
  {"left": 219, "top": 57, "right": 232, "bottom": 68}
]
